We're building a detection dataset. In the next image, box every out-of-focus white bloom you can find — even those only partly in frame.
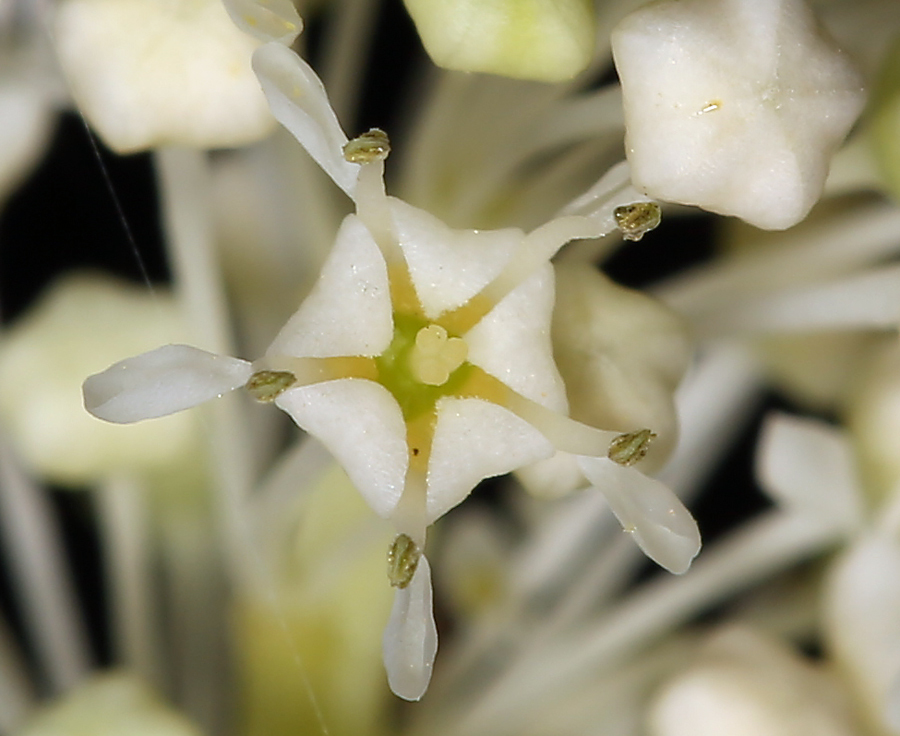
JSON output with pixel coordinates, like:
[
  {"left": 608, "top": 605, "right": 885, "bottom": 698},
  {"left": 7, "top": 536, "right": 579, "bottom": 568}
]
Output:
[
  {"left": 402, "top": 0, "right": 596, "bottom": 82},
  {"left": 15, "top": 672, "right": 203, "bottom": 736},
  {"left": 825, "top": 532, "right": 900, "bottom": 736},
  {"left": 53, "top": 0, "right": 282, "bottom": 152},
  {"left": 612, "top": 0, "right": 866, "bottom": 230},
  {"left": 0, "top": 17, "right": 63, "bottom": 207},
  {"left": 846, "top": 341, "right": 900, "bottom": 506},
  {"left": 649, "top": 627, "right": 858, "bottom": 736},
  {"left": 871, "top": 35, "right": 900, "bottom": 201},
  {"left": 0, "top": 274, "right": 197, "bottom": 485},
  {"left": 756, "top": 413, "right": 865, "bottom": 536},
  {"left": 0, "top": 77, "right": 54, "bottom": 205}
]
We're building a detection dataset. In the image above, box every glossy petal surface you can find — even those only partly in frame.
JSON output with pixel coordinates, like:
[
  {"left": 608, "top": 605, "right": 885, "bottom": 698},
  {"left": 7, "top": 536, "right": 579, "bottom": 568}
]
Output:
[
  {"left": 83, "top": 345, "right": 253, "bottom": 423},
  {"left": 276, "top": 379, "right": 408, "bottom": 518}
]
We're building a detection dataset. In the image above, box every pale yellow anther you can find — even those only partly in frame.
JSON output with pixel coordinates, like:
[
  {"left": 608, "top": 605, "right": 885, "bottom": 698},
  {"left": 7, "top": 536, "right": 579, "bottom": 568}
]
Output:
[{"left": 409, "top": 325, "right": 467, "bottom": 386}]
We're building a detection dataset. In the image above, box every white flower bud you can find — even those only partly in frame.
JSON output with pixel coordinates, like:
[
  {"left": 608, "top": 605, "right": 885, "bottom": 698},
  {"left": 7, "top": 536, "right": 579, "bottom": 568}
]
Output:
[{"left": 612, "top": 0, "right": 866, "bottom": 230}]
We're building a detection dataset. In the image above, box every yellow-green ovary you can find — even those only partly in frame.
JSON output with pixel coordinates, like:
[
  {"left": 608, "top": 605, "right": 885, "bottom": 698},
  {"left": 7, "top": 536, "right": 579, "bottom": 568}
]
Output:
[{"left": 375, "top": 313, "right": 472, "bottom": 421}]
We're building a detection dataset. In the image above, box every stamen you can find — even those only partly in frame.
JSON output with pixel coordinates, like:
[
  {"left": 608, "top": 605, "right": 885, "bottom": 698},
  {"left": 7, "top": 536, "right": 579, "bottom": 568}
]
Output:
[
  {"left": 409, "top": 325, "right": 468, "bottom": 386},
  {"left": 255, "top": 355, "right": 378, "bottom": 386},
  {"left": 608, "top": 429, "right": 657, "bottom": 466},
  {"left": 245, "top": 370, "right": 297, "bottom": 402},
  {"left": 461, "top": 367, "right": 621, "bottom": 456},
  {"left": 614, "top": 202, "right": 661, "bottom": 241},
  {"left": 387, "top": 533, "right": 421, "bottom": 588},
  {"left": 391, "top": 468, "right": 429, "bottom": 546},
  {"left": 343, "top": 128, "right": 391, "bottom": 163},
  {"left": 353, "top": 152, "right": 407, "bottom": 269}
]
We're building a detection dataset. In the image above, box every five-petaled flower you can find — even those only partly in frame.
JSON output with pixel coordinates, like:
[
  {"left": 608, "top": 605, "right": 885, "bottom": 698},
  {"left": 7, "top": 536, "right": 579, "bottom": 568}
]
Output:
[{"left": 82, "top": 40, "right": 700, "bottom": 700}]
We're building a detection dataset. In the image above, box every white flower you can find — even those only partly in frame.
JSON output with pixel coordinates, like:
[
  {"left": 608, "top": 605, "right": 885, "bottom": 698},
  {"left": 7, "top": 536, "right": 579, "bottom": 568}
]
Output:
[
  {"left": 612, "top": 0, "right": 866, "bottom": 230},
  {"left": 53, "top": 0, "right": 294, "bottom": 152},
  {"left": 82, "top": 37, "right": 700, "bottom": 699}
]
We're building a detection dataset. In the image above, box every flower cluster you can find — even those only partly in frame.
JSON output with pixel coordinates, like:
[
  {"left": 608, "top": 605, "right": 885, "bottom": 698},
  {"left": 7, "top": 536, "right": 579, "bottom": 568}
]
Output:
[{"left": 0, "top": 0, "right": 897, "bottom": 733}]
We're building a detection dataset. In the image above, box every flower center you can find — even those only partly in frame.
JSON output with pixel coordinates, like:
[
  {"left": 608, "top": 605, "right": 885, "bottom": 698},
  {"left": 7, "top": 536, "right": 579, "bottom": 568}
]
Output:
[
  {"left": 375, "top": 313, "right": 472, "bottom": 421},
  {"left": 409, "top": 324, "right": 468, "bottom": 386}
]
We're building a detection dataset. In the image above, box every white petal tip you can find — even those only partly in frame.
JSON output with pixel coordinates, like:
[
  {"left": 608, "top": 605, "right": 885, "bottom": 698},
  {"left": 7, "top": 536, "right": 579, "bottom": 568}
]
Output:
[
  {"left": 639, "top": 527, "right": 701, "bottom": 575},
  {"left": 577, "top": 455, "right": 701, "bottom": 574},
  {"left": 383, "top": 557, "right": 437, "bottom": 701},
  {"left": 83, "top": 344, "right": 252, "bottom": 423}
]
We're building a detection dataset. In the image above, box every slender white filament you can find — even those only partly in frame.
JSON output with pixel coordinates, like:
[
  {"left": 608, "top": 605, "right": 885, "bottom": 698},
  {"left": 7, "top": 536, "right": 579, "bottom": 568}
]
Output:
[
  {"left": 449, "top": 511, "right": 843, "bottom": 736},
  {"left": 692, "top": 264, "right": 900, "bottom": 337},
  {"left": 0, "top": 434, "right": 91, "bottom": 693},
  {"left": 155, "top": 147, "right": 257, "bottom": 588},
  {"left": 0, "top": 613, "right": 33, "bottom": 733},
  {"left": 97, "top": 476, "right": 163, "bottom": 687}
]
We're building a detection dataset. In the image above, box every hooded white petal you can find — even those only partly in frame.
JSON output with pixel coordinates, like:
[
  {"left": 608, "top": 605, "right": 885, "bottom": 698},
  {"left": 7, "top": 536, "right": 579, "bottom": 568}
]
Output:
[
  {"left": 756, "top": 413, "right": 864, "bottom": 533},
  {"left": 252, "top": 42, "right": 360, "bottom": 197},
  {"left": 465, "top": 263, "right": 567, "bottom": 412},
  {"left": 550, "top": 262, "right": 690, "bottom": 471},
  {"left": 612, "top": 0, "right": 866, "bottom": 229},
  {"left": 426, "top": 397, "right": 556, "bottom": 523},
  {"left": 221, "top": 0, "right": 302, "bottom": 45},
  {"left": 83, "top": 345, "right": 253, "bottom": 423},
  {"left": 382, "top": 556, "right": 437, "bottom": 701},
  {"left": 825, "top": 534, "right": 900, "bottom": 733},
  {"left": 54, "top": 0, "right": 275, "bottom": 152},
  {"left": 577, "top": 456, "right": 700, "bottom": 574},
  {"left": 266, "top": 214, "right": 393, "bottom": 358},
  {"left": 390, "top": 197, "right": 521, "bottom": 319},
  {"left": 275, "top": 379, "right": 408, "bottom": 518}
]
